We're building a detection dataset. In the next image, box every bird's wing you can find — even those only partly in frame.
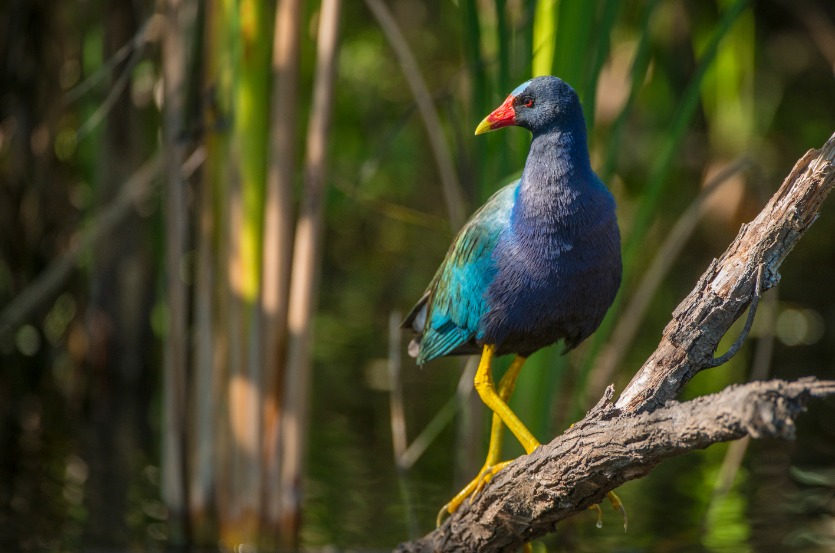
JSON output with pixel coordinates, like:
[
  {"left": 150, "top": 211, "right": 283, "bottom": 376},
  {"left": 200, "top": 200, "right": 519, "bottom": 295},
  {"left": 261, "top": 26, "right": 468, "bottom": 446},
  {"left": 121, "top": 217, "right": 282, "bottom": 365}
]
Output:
[{"left": 404, "top": 181, "right": 517, "bottom": 364}]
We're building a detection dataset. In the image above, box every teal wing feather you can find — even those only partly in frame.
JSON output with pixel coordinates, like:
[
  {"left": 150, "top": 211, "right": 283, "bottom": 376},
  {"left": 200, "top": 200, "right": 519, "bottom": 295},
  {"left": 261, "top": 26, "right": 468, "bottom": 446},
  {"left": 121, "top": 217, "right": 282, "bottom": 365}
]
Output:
[{"left": 404, "top": 181, "right": 518, "bottom": 364}]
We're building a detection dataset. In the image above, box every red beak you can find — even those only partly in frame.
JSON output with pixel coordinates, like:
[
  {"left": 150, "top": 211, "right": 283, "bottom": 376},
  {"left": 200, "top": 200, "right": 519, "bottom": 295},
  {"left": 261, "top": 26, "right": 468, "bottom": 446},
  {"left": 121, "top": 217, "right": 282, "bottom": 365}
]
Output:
[{"left": 475, "top": 94, "right": 517, "bottom": 135}]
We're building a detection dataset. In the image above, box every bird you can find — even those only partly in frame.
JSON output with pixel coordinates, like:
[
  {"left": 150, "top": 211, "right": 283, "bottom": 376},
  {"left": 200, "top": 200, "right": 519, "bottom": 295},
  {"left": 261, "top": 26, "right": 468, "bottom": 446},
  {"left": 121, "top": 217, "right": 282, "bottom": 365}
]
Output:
[{"left": 403, "top": 76, "right": 624, "bottom": 525}]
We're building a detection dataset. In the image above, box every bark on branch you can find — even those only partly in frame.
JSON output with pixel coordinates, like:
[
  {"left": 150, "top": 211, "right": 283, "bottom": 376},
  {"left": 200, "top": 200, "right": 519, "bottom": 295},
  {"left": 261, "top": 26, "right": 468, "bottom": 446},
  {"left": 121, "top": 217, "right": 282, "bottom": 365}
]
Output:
[
  {"left": 398, "top": 379, "right": 835, "bottom": 552},
  {"left": 617, "top": 131, "right": 835, "bottom": 414},
  {"left": 396, "top": 132, "right": 835, "bottom": 552}
]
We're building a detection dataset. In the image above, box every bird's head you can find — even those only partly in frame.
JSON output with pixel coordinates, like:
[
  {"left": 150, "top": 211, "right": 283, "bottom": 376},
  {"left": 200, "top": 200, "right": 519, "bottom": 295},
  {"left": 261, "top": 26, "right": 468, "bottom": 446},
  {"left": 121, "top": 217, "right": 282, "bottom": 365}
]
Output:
[{"left": 475, "top": 76, "right": 582, "bottom": 136}]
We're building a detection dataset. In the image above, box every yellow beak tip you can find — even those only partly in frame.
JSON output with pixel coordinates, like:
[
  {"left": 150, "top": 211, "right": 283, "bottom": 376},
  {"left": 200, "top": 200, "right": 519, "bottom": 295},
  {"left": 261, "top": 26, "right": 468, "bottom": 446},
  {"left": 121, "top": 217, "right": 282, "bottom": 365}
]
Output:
[{"left": 474, "top": 118, "right": 492, "bottom": 136}]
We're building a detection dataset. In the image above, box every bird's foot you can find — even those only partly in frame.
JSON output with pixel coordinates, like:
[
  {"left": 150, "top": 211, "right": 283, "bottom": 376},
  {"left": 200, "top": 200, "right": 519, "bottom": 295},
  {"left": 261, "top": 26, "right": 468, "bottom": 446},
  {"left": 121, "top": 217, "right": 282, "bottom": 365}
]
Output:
[
  {"left": 436, "top": 460, "right": 513, "bottom": 527},
  {"left": 589, "top": 491, "right": 628, "bottom": 532}
]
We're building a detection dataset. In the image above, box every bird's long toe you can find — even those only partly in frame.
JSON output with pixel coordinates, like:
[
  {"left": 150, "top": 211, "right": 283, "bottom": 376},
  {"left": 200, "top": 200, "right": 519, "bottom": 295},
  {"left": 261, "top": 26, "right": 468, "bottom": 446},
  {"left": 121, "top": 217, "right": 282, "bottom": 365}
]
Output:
[{"left": 436, "top": 460, "right": 514, "bottom": 527}]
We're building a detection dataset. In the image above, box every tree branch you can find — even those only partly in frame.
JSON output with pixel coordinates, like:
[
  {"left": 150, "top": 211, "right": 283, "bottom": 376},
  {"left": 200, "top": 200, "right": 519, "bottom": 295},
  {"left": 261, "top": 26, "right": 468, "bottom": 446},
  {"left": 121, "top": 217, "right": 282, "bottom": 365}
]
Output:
[
  {"left": 396, "top": 131, "right": 835, "bottom": 552},
  {"left": 397, "top": 379, "right": 835, "bottom": 552},
  {"left": 617, "top": 132, "right": 835, "bottom": 414}
]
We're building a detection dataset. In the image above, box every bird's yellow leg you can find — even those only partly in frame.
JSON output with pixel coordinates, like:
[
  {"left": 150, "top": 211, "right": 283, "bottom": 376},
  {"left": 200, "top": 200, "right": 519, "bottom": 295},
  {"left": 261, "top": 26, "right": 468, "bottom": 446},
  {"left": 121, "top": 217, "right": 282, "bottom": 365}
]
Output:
[
  {"left": 473, "top": 345, "right": 540, "bottom": 454},
  {"left": 437, "top": 349, "right": 536, "bottom": 526},
  {"left": 483, "top": 353, "right": 527, "bottom": 464}
]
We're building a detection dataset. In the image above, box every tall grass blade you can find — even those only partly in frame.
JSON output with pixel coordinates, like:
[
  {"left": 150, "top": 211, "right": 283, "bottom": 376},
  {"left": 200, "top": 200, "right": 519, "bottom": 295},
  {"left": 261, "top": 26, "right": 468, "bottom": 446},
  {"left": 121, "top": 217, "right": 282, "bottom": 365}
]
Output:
[
  {"left": 161, "top": 0, "right": 197, "bottom": 542},
  {"left": 600, "top": 0, "right": 657, "bottom": 182},
  {"left": 366, "top": 0, "right": 466, "bottom": 228},
  {"left": 552, "top": 0, "right": 595, "bottom": 98},
  {"left": 532, "top": 0, "right": 557, "bottom": 77},
  {"left": 279, "top": 0, "right": 341, "bottom": 546},
  {"left": 583, "top": 0, "right": 621, "bottom": 130}
]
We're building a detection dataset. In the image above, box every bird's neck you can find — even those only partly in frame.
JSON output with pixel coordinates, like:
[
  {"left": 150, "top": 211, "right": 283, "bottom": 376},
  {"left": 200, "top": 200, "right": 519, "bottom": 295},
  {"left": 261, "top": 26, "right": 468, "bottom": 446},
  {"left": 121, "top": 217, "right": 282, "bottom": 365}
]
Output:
[{"left": 514, "top": 122, "right": 593, "bottom": 227}]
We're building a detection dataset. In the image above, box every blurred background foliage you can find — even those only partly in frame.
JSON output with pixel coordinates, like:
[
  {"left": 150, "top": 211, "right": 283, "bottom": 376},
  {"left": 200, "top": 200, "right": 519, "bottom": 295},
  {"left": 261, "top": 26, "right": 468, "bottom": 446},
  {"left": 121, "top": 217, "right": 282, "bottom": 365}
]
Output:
[{"left": 1, "top": 0, "right": 835, "bottom": 551}]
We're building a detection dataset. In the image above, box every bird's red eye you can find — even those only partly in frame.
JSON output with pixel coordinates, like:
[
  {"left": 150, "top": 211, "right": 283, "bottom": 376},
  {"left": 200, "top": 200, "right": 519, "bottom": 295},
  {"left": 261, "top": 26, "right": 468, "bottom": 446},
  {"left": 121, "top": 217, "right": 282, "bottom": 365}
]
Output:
[{"left": 523, "top": 98, "right": 534, "bottom": 108}]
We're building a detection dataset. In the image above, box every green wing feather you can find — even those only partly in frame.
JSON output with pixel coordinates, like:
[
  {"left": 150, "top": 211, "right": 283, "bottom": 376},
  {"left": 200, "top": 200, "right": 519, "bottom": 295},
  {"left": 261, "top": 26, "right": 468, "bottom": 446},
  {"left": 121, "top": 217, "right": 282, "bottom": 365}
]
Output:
[{"left": 403, "top": 181, "right": 518, "bottom": 364}]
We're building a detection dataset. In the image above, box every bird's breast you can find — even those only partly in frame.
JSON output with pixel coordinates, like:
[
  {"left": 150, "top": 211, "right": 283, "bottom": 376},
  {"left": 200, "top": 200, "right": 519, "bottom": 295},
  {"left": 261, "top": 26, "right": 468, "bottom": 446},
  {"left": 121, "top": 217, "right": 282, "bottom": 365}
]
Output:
[{"left": 478, "top": 190, "right": 621, "bottom": 353}]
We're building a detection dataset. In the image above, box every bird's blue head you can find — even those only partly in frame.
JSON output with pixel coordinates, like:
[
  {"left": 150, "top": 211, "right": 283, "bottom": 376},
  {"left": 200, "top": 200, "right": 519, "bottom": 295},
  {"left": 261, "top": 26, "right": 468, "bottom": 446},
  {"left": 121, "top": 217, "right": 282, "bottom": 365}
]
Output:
[{"left": 475, "top": 76, "right": 584, "bottom": 137}]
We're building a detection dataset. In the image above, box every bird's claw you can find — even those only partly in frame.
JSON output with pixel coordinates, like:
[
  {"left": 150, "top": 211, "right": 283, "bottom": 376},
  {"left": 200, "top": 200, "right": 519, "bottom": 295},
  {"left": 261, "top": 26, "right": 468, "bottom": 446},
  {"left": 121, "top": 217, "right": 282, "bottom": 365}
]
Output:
[
  {"left": 589, "top": 503, "right": 604, "bottom": 528},
  {"left": 471, "top": 460, "right": 510, "bottom": 497},
  {"left": 607, "top": 490, "right": 628, "bottom": 532},
  {"left": 436, "top": 461, "right": 513, "bottom": 527},
  {"left": 589, "top": 491, "right": 628, "bottom": 532}
]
